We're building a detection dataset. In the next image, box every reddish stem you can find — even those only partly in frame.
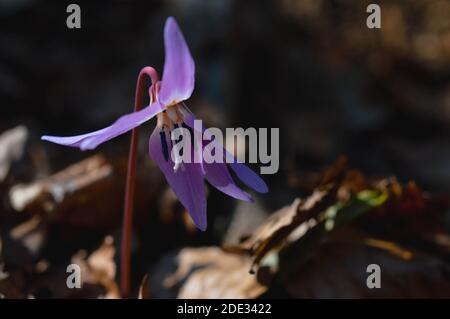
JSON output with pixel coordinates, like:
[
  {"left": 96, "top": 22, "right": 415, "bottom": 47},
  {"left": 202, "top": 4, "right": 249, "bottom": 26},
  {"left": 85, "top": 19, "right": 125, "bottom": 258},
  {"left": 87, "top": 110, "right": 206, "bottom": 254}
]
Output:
[{"left": 121, "top": 66, "right": 159, "bottom": 298}]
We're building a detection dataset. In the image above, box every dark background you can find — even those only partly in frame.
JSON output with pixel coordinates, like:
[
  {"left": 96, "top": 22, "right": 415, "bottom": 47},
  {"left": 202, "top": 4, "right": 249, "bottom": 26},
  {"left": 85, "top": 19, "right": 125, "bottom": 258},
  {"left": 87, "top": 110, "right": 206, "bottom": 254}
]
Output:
[
  {"left": 0, "top": 0, "right": 449, "bottom": 298},
  {"left": 1, "top": 0, "right": 450, "bottom": 192}
]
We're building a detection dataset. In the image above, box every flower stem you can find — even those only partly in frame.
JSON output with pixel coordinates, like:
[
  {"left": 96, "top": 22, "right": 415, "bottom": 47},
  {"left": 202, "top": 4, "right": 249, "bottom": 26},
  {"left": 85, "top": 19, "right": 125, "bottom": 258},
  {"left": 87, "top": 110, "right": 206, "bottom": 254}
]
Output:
[{"left": 121, "top": 66, "right": 159, "bottom": 298}]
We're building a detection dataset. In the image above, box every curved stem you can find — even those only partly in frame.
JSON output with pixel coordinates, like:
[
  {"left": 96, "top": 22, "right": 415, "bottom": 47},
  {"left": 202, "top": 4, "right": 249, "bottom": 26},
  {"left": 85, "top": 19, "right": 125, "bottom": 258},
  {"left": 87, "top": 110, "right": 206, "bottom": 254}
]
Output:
[{"left": 121, "top": 66, "right": 159, "bottom": 298}]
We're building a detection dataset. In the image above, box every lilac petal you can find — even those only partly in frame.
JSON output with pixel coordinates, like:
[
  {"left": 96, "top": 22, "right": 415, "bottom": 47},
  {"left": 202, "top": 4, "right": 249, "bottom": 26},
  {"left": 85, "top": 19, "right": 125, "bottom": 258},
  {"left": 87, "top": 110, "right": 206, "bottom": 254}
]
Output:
[
  {"left": 204, "top": 160, "right": 254, "bottom": 202},
  {"left": 159, "top": 17, "right": 195, "bottom": 106},
  {"left": 149, "top": 128, "right": 207, "bottom": 231},
  {"left": 228, "top": 160, "right": 269, "bottom": 194},
  {"left": 182, "top": 109, "right": 269, "bottom": 194},
  {"left": 42, "top": 101, "right": 163, "bottom": 151}
]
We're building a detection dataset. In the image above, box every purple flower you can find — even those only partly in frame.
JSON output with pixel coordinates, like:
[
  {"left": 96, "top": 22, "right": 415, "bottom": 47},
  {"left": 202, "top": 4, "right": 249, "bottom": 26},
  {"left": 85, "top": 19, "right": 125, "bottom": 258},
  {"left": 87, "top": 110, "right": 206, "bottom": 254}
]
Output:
[{"left": 41, "top": 17, "right": 268, "bottom": 231}]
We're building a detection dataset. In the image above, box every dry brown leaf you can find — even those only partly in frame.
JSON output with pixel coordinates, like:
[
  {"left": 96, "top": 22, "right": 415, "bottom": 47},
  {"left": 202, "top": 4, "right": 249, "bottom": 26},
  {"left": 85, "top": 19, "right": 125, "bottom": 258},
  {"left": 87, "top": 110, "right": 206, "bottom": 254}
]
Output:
[
  {"left": 138, "top": 274, "right": 150, "bottom": 299},
  {"left": 223, "top": 157, "right": 349, "bottom": 272},
  {"left": 85, "top": 236, "right": 119, "bottom": 298},
  {"left": 366, "top": 178, "right": 449, "bottom": 241},
  {"left": 0, "top": 270, "right": 24, "bottom": 298},
  {"left": 281, "top": 240, "right": 450, "bottom": 298},
  {"left": 364, "top": 238, "right": 413, "bottom": 261},
  {"left": 21, "top": 236, "right": 119, "bottom": 299},
  {"left": 226, "top": 156, "right": 447, "bottom": 275},
  {"left": 0, "top": 126, "right": 28, "bottom": 182},
  {"left": 165, "top": 247, "right": 267, "bottom": 299},
  {"left": 8, "top": 155, "right": 126, "bottom": 228},
  {"left": 10, "top": 155, "right": 112, "bottom": 210},
  {"left": 317, "top": 155, "right": 348, "bottom": 186},
  {"left": 9, "top": 215, "right": 46, "bottom": 257},
  {"left": 224, "top": 184, "right": 336, "bottom": 273}
]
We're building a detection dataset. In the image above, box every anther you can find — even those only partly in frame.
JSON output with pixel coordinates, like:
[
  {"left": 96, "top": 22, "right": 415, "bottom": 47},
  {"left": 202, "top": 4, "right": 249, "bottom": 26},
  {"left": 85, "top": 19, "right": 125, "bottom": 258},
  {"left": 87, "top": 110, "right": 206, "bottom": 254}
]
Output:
[
  {"left": 159, "top": 129, "right": 169, "bottom": 162},
  {"left": 182, "top": 122, "right": 195, "bottom": 151},
  {"left": 174, "top": 124, "right": 184, "bottom": 156}
]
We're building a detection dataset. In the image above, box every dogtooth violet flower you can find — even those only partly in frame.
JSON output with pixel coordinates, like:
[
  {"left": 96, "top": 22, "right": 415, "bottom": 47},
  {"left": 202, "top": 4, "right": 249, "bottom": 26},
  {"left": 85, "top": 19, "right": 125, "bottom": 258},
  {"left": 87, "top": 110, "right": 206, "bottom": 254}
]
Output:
[{"left": 41, "top": 17, "right": 268, "bottom": 231}]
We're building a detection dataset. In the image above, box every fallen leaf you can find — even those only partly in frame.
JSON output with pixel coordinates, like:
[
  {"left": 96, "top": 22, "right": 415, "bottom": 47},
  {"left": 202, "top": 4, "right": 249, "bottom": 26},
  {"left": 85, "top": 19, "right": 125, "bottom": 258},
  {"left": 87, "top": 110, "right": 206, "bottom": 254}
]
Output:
[
  {"left": 138, "top": 274, "right": 150, "bottom": 299},
  {"left": 0, "top": 126, "right": 28, "bottom": 182},
  {"left": 165, "top": 247, "right": 267, "bottom": 299},
  {"left": 280, "top": 240, "right": 450, "bottom": 298}
]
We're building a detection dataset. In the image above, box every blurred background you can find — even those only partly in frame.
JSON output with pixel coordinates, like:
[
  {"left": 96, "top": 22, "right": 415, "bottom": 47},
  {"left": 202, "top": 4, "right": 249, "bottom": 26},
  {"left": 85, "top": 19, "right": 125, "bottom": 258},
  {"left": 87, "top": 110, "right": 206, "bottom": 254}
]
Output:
[{"left": 0, "top": 0, "right": 449, "bottom": 298}]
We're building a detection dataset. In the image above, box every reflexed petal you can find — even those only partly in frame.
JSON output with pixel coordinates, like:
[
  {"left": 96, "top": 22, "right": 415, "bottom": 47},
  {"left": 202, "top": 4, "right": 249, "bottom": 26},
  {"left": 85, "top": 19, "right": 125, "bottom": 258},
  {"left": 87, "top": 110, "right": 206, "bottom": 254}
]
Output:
[
  {"left": 42, "top": 101, "right": 163, "bottom": 151},
  {"left": 228, "top": 159, "right": 269, "bottom": 194},
  {"left": 148, "top": 128, "right": 207, "bottom": 231},
  {"left": 159, "top": 17, "right": 195, "bottom": 106},
  {"left": 204, "top": 160, "right": 253, "bottom": 202},
  {"left": 182, "top": 109, "right": 269, "bottom": 194}
]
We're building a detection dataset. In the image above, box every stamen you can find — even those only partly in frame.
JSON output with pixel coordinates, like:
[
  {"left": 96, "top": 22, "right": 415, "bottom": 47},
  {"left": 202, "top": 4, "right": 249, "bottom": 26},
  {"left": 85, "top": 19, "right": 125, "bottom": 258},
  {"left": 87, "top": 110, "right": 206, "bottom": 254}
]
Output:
[
  {"left": 175, "top": 124, "right": 184, "bottom": 156},
  {"left": 172, "top": 124, "right": 186, "bottom": 172},
  {"left": 182, "top": 122, "right": 196, "bottom": 151},
  {"left": 156, "top": 111, "right": 171, "bottom": 129},
  {"left": 166, "top": 107, "right": 179, "bottom": 123},
  {"left": 159, "top": 129, "right": 169, "bottom": 162}
]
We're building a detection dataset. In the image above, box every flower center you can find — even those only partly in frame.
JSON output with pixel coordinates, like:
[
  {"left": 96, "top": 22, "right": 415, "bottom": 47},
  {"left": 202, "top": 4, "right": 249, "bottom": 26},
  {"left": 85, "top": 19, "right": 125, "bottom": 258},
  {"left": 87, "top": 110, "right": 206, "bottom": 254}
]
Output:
[
  {"left": 156, "top": 103, "right": 184, "bottom": 129},
  {"left": 156, "top": 103, "right": 195, "bottom": 172}
]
